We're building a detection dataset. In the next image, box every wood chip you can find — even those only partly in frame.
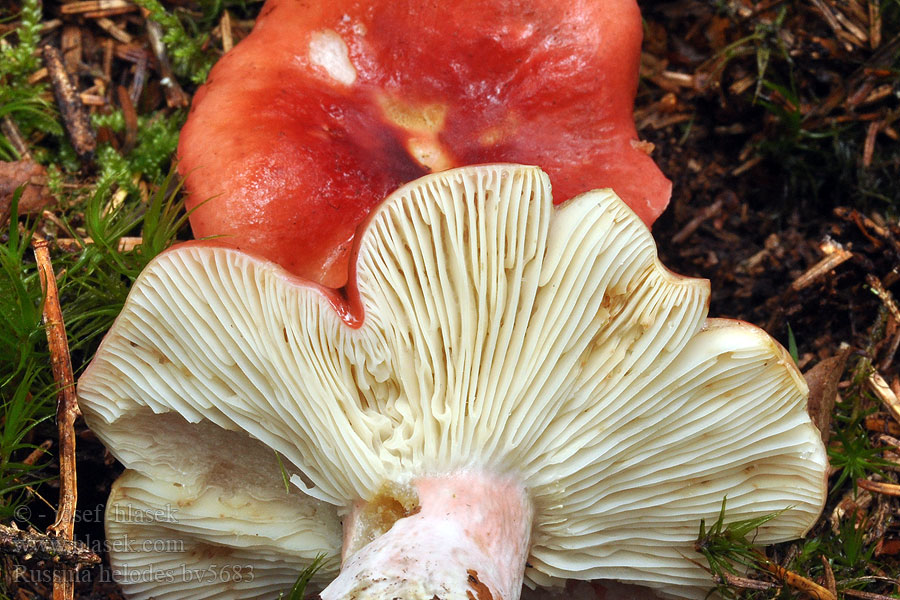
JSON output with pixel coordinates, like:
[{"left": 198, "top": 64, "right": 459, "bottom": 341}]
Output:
[
  {"left": 629, "top": 139, "right": 656, "bottom": 155},
  {"left": 821, "top": 555, "right": 837, "bottom": 599},
  {"left": 672, "top": 199, "right": 723, "bottom": 244},
  {"left": 718, "top": 573, "right": 780, "bottom": 591},
  {"left": 844, "top": 590, "right": 900, "bottom": 600},
  {"left": 869, "top": 371, "right": 900, "bottom": 423},
  {"left": 863, "top": 120, "right": 880, "bottom": 167},
  {"left": 876, "top": 433, "right": 900, "bottom": 449},
  {"left": 660, "top": 70, "right": 695, "bottom": 87},
  {"left": 869, "top": 0, "right": 882, "bottom": 48},
  {"left": 95, "top": 17, "right": 133, "bottom": 44},
  {"left": 836, "top": 207, "right": 900, "bottom": 254},
  {"left": 857, "top": 478, "right": 900, "bottom": 497},
  {"left": 42, "top": 45, "right": 96, "bottom": 160},
  {"left": 102, "top": 38, "right": 114, "bottom": 81},
  {"left": 830, "top": 1, "right": 869, "bottom": 44},
  {"left": 867, "top": 274, "right": 900, "bottom": 323},
  {"left": 60, "top": 25, "right": 81, "bottom": 73},
  {"left": 40, "top": 18, "right": 63, "bottom": 34},
  {"left": 54, "top": 236, "right": 143, "bottom": 252},
  {"left": 78, "top": 93, "right": 107, "bottom": 106},
  {"left": 144, "top": 16, "right": 190, "bottom": 108},
  {"left": 875, "top": 538, "right": 900, "bottom": 556},
  {"left": 791, "top": 246, "right": 854, "bottom": 291},
  {"left": 830, "top": 488, "right": 872, "bottom": 532},
  {"left": 221, "top": 9, "right": 234, "bottom": 52},
  {"left": 59, "top": 0, "right": 136, "bottom": 16},
  {"left": 128, "top": 54, "right": 149, "bottom": 104},
  {"left": 865, "top": 414, "right": 900, "bottom": 436},
  {"left": 811, "top": 0, "right": 864, "bottom": 49},
  {"left": 732, "top": 155, "right": 762, "bottom": 176},
  {"left": 23, "top": 439, "right": 52, "bottom": 467},
  {"left": 1, "top": 116, "right": 32, "bottom": 161},
  {"left": 27, "top": 67, "right": 48, "bottom": 85},
  {"left": 117, "top": 85, "right": 138, "bottom": 153}
]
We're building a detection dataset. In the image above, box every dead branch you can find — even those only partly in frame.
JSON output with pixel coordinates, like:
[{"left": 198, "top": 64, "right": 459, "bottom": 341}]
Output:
[
  {"left": 791, "top": 246, "right": 854, "bottom": 291},
  {"left": 32, "top": 236, "right": 80, "bottom": 600},
  {"left": 672, "top": 199, "right": 723, "bottom": 244},
  {"left": 857, "top": 478, "right": 900, "bottom": 497},
  {"left": 41, "top": 45, "right": 96, "bottom": 161},
  {"left": 0, "top": 524, "right": 99, "bottom": 569},
  {"left": 865, "top": 414, "right": 900, "bottom": 436}
]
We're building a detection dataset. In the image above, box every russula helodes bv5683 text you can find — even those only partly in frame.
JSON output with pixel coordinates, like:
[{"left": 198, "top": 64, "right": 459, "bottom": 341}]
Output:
[
  {"left": 176, "top": 0, "right": 673, "bottom": 289},
  {"left": 78, "top": 165, "right": 828, "bottom": 600}
]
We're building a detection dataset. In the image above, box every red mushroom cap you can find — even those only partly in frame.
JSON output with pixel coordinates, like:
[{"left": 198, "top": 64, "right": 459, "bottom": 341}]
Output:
[{"left": 178, "top": 0, "right": 670, "bottom": 288}]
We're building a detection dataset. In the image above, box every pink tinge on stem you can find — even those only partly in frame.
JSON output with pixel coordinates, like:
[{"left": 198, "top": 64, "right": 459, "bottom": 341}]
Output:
[{"left": 323, "top": 471, "right": 533, "bottom": 600}]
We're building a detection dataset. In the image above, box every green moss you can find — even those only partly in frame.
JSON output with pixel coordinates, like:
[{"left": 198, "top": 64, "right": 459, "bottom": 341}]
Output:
[
  {"left": 93, "top": 110, "right": 185, "bottom": 194},
  {"left": 1, "top": 0, "right": 43, "bottom": 81},
  {"left": 132, "top": 0, "right": 218, "bottom": 84},
  {"left": 0, "top": 0, "right": 64, "bottom": 160},
  {"left": 0, "top": 173, "right": 187, "bottom": 522}
]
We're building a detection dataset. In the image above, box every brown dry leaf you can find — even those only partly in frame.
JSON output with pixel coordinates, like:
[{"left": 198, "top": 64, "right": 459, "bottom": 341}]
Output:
[
  {"left": 804, "top": 347, "right": 853, "bottom": 444},
  {"left": 0, "top": 160, "right": 55, "bottom": 224}
]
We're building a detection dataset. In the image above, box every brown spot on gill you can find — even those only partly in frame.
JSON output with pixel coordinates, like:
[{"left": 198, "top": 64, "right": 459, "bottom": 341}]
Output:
[
  {"left": 188, "top": 542, "right": 234, "bottom": 561},
  {"left": 466, "top": 569, "right": 494, "bottom": 600}
]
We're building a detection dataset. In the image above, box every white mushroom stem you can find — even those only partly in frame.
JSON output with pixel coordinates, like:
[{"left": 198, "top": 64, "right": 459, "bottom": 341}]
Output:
[{"left": 322, "top": 471, "right": 533, "bottom": 600}]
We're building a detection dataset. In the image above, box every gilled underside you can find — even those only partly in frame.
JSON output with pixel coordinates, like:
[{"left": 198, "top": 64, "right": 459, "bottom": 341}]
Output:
[{"left": 78, "top": 165, "right": 827, "bottom": 599}]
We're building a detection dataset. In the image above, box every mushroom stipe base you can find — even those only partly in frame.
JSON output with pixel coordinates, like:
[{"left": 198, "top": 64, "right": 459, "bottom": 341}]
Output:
[{"left": 326, "top": 472, "right": 532, "bottom": 600}]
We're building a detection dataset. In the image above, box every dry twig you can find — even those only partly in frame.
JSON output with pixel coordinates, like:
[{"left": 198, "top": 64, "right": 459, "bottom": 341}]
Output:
[
  {"left": 857, "top": 478, "right": 900, "bottom": 497},
  {"left": 220, "top": 10, "right": 234, "bottom": 52},
  {"left": 42, "top": 45, "right": 96, "bottom": 161},
  {"left": 760, "top": 560, "right": 836, "bottom": 600},
  {"left": 59, "top": 0, "right": 136, "bottom": 18},
  {"left": 791, "top": 246, "right": 854, "bottom": 291},
  {"left": 716, "top": 573, "right": 780, "bottom": 591},
  {"left": 820, "top": 555, "right": 837, "bottom": 598},
  {"left": 865, "top": 414, "right": 900, "bottom": 436},
  {"left": 144, "top": 13, "right": 190, "bottom": 108},
  {"left": 32, "top": 236, "right": 80, "bottom": 600},
  {"left": 868, "top": 371, "right": 900, "bottom": 424},
  {"left": 0, "top": 524, "right": 99, "bottom": 570},
  {"left": 844, "top": 589, "right": 900, "bottom": 600},
  {"left": 672, "top": 199, "right": 723, "bottom": 244},
  {"left": 1, "top": 116, "right": 33, "bottom": 161},
  {"left": 54, "top": 236, "right": 143, "bottom": 253}
]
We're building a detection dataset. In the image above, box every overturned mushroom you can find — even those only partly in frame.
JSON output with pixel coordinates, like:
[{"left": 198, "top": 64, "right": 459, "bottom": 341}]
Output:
[
  {"left": 177, "top": 0, "right": 671, "bottom": 288},
  {"left": 78, "top": 164, "right": 827, "bottom": 600}
]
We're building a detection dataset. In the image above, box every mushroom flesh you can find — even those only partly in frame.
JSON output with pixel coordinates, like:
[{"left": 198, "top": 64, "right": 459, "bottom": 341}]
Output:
[{"left": 78, "top": 164, "right": 828, "bottom": 600}]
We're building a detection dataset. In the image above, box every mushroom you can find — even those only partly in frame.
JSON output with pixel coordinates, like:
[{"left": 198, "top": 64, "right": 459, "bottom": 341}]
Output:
[
  {"left": 78, "top": 164, "right": 828, "bottom": 600},
  {"left": 177, "top": 0, "right": 672, "bottom": 288}
]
